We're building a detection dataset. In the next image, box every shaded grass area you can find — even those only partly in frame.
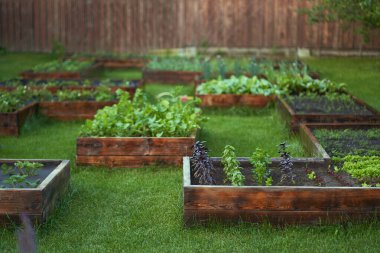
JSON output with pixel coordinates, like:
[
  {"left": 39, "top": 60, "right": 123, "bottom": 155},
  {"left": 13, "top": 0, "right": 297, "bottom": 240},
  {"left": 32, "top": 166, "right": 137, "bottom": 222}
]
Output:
[
  {"left": 304, "top": 57, "right": 380, "bottom": 110},
  {"left": 1, "top": 53, "right": 380, "bottom": 252},
  {"left": 0, "top": 53, "right": 55, "bottom": 80}
]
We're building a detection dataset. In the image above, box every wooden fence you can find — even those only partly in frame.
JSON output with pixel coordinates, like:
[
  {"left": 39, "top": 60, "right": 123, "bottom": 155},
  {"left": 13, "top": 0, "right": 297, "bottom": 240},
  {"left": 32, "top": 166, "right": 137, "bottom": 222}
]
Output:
[{"left": 1, "top": 0, "right": 379, "bottom": 53}]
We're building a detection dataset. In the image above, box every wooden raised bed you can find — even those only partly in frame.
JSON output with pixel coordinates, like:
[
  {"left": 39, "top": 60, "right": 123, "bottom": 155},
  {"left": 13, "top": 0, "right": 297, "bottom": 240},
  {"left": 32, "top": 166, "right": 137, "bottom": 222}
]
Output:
[
  {"left": 20, "top": 63, "right": 101, "bottom": 80},
  {"left": 299, "top": 122, "right": 380, "bottom": 160},
  {"left": 39, "top": 101, "right": 117, "bottom": 121},
  {"left": 277, "top": 95, "right": 380, "bottom": 132},
  {"left": 76, "top": 134, "right": 196, "bottom": 168},
  {"left": 0, "top": 103, "right": 38, "bottom": 136},
  {"left": 142, "top": 69, "right": 202, "bottom": 84},
  {"left": 0, "top": 159, "right": 70, "bottom": 225},
  {"left": 183, "top": 157, "right": 380, "bottom": 226},
  {"left": 98, "top": 58, "right": 148, "bottom": 69},
  {"left": 196, "top": 93, "right": 275, "bottom": 107},
  {"left": 0, "top": 79, "right": 141, "bottom": 95}
]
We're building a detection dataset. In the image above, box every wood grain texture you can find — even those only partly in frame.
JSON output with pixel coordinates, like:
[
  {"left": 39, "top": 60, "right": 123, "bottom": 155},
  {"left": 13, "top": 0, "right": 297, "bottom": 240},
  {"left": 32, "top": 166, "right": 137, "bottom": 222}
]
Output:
[
  {"left": 0, "top": 159, "right": 70, "bottom": 225},
  {"left": 38, "top": 101, "right": 117, "bottom": 120},
  {"left": 197, "top": 94, "right": 275, "bottom": 107},
  {"left": 0, "top": 102, "right": 38, "bottom": 136},
  {"left": 76, "top": 135, "right": 196, "bottom": 167},
  {"left": 5, "top": 0, "right": 378, "bottom": 52},
  {"left": 142, "top": 70, "right": 202, "bottom": 84},
  {"left": 183, "top": 157, "right": 380, "bottom": 225}
]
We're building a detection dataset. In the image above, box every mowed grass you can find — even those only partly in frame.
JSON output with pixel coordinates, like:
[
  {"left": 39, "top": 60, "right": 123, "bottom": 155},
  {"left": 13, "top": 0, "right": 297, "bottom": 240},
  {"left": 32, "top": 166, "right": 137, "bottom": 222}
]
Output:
[{"left": 1, "top": 53, "right": 380, "bottom": 252}]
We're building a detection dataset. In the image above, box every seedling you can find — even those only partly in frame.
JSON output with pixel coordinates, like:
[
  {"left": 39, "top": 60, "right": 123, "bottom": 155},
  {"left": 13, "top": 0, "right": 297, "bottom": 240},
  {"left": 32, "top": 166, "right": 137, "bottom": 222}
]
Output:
[
  {"left": 221, "top": 145, "right": 245, "bottom": 186},
  {"left": 250, "top": 148, "right": 271, "bottom": 186}
]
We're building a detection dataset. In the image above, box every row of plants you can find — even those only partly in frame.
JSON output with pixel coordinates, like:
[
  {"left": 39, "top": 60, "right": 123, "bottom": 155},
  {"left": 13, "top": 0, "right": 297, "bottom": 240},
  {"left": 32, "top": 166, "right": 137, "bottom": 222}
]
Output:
[
  {"left": 30, "top": 60, "right": 93, "bottom": 73},
  {"left": 191, "top": 141, "right": 297, "bottom": 186},
  {"left": 70, "top": 52, "right": 149, "bottom": 60},
  {"left": 0, "top": 78, "right": 134, "bottom": 88},
  {"left": 313, "top": 128, "right": 380, "bottom": 187},
  {"left": 1, "top": 161, "right": 43, "bottom": 188},
  {"left": 0, "top": 86, "right": 119, "bottom": 113},
  {"left": 146, "top": 56, "right": 313, "bottom": 80},
  {"left": 79, "top": 89, "right": 207, "bottom": 138}
]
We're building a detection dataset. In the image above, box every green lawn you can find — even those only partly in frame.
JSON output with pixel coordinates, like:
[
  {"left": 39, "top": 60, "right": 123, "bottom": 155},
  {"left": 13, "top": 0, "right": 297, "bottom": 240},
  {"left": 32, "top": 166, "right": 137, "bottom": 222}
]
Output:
[{"left": 1, "top": 53, "right": 380, "bottom": 252}]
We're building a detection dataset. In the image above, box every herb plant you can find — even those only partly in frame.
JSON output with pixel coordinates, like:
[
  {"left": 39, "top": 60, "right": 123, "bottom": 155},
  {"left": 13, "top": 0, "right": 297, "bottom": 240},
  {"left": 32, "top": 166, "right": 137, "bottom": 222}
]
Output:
[
  {"left": 1, "top": 161, "right": 44, "bottom": 188},
  {"left": 278, "top": 142, "right": 295, "bottom": 184},
  {"left": 191, "top": 141, "right": 215, "bottom": 185},
  {"left": 221, "top": 145, "right": 245, "bottom": 186},
  {"left": 80, "top": 89, "right": 206, "bottom": 137},
  {"left": 249, "top": 148, "right": 272, "bottom": 186}
]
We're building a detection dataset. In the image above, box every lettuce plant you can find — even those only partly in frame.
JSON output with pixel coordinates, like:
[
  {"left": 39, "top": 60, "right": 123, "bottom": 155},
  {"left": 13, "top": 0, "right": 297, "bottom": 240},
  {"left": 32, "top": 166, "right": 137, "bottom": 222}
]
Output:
[{"left": 80, "top": 89, "right": 206, "bottom": 137}]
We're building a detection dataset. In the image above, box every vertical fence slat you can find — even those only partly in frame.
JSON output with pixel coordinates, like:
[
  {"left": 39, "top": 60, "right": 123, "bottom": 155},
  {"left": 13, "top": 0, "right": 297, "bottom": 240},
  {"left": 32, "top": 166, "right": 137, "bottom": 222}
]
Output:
[{"left": 1, "top": 0, "right": 379, "bottom": 52}]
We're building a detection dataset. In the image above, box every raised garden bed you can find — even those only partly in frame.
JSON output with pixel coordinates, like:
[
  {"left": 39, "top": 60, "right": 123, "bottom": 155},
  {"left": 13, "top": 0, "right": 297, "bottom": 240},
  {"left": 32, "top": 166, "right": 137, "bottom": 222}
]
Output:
[
  {"left": 183, "top": 156, "right": 380, "bottom": 225},
  {"left": 300, "top": 123, "right": 380, "bottom": 159},
  {"left": 195, "top": 77, "right": 276, "bottom": 108},
  {"left": 277, "top": 95, "right": 380, "bottom": 131},
  {"left": 20, "top": 62, "right": 101, "bottom": 80},
  {"left": 97, "top": 58, "right": 148, "bottom": 69},
  {"left": 39, "top": 101, "right": 117, "bottom": 121},
  {"left": 76, "top": 135, "right": 195, "bottom": 167},
  {"left": 0, "top": 79, "right": 141, "bottom": 95},
  {"left": 0, "top": 159, "right": 70, "bottom": 225},
  {"left": 0, "top": 103, "right": 38, "bottom": 136},
  {"left": 142, "top": 69, "right": 202, "bottom": 84}
]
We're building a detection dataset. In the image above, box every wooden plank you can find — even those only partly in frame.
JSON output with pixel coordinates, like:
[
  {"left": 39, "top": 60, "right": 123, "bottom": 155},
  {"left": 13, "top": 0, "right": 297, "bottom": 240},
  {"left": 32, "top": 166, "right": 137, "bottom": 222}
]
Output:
[
  {"left": 76, "top": 136, "right": 195, "bottom": 156},
  {"left": 76, "top": 155, "right": 184, "bottom": 168}
]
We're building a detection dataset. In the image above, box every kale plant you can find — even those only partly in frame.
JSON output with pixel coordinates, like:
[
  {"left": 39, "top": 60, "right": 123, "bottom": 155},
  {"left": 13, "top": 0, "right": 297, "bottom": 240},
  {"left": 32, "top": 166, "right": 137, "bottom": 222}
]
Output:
[
  {"left": 278, "top": 142, "right": 295, "bottom": 184},
  {"left": 191, "top": 141, "right": 215, "bottom": 185}
]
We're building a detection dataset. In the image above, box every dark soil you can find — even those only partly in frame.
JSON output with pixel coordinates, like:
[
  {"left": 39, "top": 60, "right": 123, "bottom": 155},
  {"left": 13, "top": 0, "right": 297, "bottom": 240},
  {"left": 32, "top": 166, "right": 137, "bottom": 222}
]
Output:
[
  {"left": 191, "top": 160, "right": 358, "bottom": 187},
  {"left": 0, "top": 161, "right": 60, "bottom": 188},
  {"left": 313, "top": 128, "right": 380, "bottom": 157},
  {"left": 285, "top": 96, "right": 373, "bottom": 115}
]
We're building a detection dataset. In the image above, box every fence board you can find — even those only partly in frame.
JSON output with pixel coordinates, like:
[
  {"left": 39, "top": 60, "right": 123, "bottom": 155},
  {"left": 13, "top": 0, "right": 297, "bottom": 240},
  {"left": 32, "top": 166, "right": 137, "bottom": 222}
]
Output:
[{"left": 0, "top": 0, "right": 379, "bottom": 52}]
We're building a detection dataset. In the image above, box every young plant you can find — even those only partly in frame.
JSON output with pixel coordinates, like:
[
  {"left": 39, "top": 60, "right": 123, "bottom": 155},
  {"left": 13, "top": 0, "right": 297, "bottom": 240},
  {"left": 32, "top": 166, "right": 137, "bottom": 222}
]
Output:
[
  {"left": 249, "top": 148, "right": 271, "bottom": 186},
  {"left": 278, "top": 142, "right": 295, "bottom": 185},
  {"left": 221, "top": 145, "right": 245, "bottom": 186},
  {"left": 14, "top": 161, "right": 43, "bottom": 176},
  {"left": 191, "top": 141, "right": 215, "bottom": 185},
  {"left": 3, "top": 174, "right": 28, "bottom": 188},
  {"left": 307, "top": 171, "right": 317, "bottom": 180}
]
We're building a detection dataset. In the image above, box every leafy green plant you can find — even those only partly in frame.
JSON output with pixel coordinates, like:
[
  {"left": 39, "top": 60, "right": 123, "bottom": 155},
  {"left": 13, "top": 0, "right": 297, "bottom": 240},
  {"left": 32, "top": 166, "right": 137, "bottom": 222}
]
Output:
[
  {"left": 3, "top": 174, "right": 28, "bottom": 188},
  {"left": 1, "top": 161, "right": 44, "bottom": 188},
  {"left": 191, "top": 141, "right": 215, "bottom": 185},
  {"left": 196, "top": 75, "right": 279, "bottom": 96},
  {"left": 14, "top": 161, "right": 43, "bottom": 176},
  {"left": 147, "top": 57, "right": 203, "bottom": 71},
  {"left": 0, "top": 86, "right": 34, "bottom": 113},
  {"left": 278, "top": 142, "right": 295, "bottom": 184},
  {"left": 341, "top": 155, "right": 380, "bottom": 186},
  {"left": 307, "top": 171, "right": 317, "bottom": 180},
  {"left": 51, "top": 39, "right": 66, "bottom": 59},
  {"left": 221, "top": 145, "right": 245, "bottom": 186},
  {"left": 249, "top": 148, "right": 271, "bottom": 186},
  {"left": 80, "top": 89, "right": 206, "bottom": 137}
]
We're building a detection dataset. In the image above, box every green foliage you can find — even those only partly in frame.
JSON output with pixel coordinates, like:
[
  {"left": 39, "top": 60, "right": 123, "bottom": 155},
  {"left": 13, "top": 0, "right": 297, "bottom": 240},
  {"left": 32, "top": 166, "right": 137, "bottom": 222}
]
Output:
[
  {"left": 341, "top": 155, "right": 380, "bottom": 186},
  {"left": 51, "top": 40, "right": 66, "bottom": 59},
  {"left": 276, "top": 73, "right": 347, "bottom": 95},
  {"left": 221, "top": 145, "right": 245, "bottom": 186},
  {"left": 1, "top": 161, "right": 44, "bottom": 188},
  {"left": 0, "top": 86, "right": 33, "bottom": 113},
  {"left": 307, "top": 170, "right": 317, "bottom": 180},
  {"left": 249, "top": 148, "right": 271, "bottom": 186},
  {"left": 80, "top": 89, "right": 206, "bottom": 137},
  {"left": 55, "top": 86, "right": 116, "bottom": 102},
  {"left": 196, "top": 75, "right": 279, "bottom": 96},
  {"left": 147, "top": 57, "right": 203, "bottom": 71},
  {"left": 302, "top": 0, "right": 380, "bottom": 42},
  {"left": 32, "top": 60, "right": 92, "bottom": 72}
]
